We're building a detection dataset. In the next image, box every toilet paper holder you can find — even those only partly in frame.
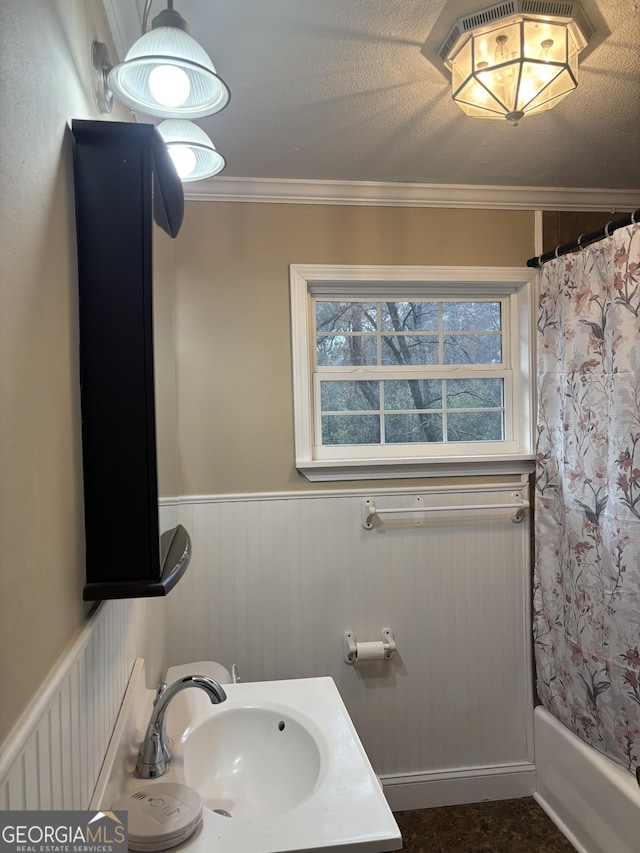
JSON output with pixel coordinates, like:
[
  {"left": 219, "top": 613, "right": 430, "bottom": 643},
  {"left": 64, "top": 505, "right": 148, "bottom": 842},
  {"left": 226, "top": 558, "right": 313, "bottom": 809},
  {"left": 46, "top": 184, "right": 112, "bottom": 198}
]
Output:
[{"left": 343, "top": 628, "right": 396, "bottom": 665}]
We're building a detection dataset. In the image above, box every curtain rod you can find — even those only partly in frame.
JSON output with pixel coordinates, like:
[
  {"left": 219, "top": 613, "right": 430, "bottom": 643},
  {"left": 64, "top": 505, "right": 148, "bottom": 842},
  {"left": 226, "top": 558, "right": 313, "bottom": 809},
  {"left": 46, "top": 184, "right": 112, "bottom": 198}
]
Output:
[{"left": 526, "top": 209, "right": 640, "bottom": 268}]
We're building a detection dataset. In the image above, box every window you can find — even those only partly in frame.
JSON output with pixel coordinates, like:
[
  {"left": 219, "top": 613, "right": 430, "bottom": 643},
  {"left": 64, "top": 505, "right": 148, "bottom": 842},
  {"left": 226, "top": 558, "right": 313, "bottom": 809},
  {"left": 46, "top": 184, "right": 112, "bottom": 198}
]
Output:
[{"left": 290, "top": 265, "right": 537, "bottom": 481}]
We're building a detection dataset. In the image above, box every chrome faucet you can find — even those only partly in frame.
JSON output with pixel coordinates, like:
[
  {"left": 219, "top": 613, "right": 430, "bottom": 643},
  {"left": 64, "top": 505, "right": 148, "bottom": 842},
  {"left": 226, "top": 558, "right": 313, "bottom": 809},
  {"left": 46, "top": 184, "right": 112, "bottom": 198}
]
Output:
[{"left": 135, "top": 675, "right": 227, "bottom": 778}]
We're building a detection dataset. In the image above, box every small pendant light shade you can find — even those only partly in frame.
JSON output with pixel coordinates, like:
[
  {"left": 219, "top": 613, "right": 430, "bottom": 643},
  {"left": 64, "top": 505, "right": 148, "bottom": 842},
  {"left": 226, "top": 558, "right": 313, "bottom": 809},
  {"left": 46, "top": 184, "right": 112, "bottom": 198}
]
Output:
[
  {"left": 157, "top": 120, "right": 226, "bottom": 182},
  {"left": 107, "top": 7, "right": 229, "bottom": 119}
]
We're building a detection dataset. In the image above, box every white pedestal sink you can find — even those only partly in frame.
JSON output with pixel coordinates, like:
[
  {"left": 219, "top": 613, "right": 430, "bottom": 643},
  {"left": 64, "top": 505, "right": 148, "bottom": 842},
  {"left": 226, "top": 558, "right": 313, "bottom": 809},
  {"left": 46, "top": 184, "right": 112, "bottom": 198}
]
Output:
[{"left": 93, "top": 662, "right": 402, "bottom": 853}]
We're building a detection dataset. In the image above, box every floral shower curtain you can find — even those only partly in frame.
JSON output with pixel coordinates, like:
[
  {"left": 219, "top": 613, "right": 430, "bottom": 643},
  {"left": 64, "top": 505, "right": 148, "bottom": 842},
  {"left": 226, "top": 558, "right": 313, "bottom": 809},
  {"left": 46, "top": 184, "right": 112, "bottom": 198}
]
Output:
[{"left": 534, "top": 222, "right": 640, "bottom": 773}]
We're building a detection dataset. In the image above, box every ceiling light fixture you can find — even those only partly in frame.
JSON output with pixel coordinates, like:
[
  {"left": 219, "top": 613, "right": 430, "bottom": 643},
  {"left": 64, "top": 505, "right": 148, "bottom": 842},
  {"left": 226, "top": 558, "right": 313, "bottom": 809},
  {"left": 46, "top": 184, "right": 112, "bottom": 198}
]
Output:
[
  {"left": 93, "top": 0, "right": 229, "bottom": 118},
  {"left": 156, "top": 119, "right": 226, "bottom": 181},
  {"left": 437, "top": 0, "right": 593, "bottom": 125}
]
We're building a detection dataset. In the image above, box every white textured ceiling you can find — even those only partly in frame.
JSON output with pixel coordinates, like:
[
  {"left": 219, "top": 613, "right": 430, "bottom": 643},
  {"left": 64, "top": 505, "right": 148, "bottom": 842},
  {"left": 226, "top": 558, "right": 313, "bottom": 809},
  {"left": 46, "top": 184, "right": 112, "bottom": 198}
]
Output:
[{"left": 111, "top": 0, "right": 640, "bottom": 190}]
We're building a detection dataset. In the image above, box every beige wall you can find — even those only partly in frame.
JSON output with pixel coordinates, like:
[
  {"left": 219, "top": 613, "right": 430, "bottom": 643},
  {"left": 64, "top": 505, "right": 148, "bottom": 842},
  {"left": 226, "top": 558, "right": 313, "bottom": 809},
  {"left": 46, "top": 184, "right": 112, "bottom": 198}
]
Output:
[
  {"left": 0, "top": 1, "right": 129, "bottom": 743},
  {"left": 174, "top": 203, "right": 536, "bottom": 495}
]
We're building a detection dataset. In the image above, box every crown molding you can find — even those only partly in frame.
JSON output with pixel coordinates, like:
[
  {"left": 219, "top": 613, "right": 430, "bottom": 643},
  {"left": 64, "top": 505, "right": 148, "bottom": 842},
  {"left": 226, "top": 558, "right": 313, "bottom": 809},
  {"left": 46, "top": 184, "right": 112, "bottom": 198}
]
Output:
[{"left": 184, "top": 177, "right": 639, "bottom": 211}]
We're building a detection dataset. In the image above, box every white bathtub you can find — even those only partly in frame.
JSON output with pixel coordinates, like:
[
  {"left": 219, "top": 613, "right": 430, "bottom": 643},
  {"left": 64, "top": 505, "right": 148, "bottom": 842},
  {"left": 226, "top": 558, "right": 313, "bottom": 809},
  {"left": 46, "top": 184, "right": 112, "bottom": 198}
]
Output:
[{"left": 534, "top": 706, "right": 640, "bottom": 853}]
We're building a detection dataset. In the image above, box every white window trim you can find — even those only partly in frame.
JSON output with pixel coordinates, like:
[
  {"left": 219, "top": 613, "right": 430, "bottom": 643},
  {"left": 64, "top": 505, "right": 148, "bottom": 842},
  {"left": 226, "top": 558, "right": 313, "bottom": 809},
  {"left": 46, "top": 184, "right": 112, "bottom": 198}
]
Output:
[{"left": 290, "top": 264, "right": 537, "bottom": 482}]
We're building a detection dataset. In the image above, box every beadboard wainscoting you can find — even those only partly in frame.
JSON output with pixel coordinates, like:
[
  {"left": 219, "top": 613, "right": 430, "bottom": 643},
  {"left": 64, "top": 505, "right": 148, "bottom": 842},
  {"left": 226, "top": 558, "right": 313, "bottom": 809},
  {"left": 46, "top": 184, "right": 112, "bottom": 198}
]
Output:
[
  {"left": 164, "top": 483, "right": 535, "bottom": 809},
  {"left": 0, "top": 599, "right": 138, "bottom": 810},
  {"left": 0, "top": 507, "right": 176, "bottom": 810}
]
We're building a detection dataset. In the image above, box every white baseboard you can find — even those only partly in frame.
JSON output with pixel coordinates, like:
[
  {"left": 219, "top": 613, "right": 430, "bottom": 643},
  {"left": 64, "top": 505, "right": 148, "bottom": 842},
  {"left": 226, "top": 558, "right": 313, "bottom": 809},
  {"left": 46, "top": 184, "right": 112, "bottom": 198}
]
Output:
[{"left": 380, "top": 763, "right": 537, "bottom": 812}]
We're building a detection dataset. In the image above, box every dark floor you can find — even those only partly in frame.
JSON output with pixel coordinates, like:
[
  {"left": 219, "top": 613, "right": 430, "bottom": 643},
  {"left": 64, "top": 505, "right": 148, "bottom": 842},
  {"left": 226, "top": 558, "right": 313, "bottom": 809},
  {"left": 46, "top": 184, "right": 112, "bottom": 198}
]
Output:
[{"left": 394, "top": 798, "right": 574, "bottom": 853}]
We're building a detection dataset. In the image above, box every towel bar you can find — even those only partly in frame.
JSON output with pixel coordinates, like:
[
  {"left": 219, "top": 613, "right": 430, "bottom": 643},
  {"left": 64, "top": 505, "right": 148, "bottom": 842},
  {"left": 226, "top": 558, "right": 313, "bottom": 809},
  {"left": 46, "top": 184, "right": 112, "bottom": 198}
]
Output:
[{"left": 362, "top": 492, "right": 528, "bottom": 529}]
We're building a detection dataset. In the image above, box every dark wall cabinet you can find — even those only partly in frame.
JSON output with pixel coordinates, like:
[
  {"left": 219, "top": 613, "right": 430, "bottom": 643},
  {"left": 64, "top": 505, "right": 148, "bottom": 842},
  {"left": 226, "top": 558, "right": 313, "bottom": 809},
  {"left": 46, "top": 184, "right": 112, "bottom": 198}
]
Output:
[{"left": 72, "top": 119, "right": 190, "bottom": 601}]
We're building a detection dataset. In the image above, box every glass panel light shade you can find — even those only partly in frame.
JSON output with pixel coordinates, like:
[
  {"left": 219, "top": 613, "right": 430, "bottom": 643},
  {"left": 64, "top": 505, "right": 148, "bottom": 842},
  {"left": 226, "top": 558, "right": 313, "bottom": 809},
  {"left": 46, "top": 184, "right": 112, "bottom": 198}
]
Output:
[
  {"left": 157, "top": 119, "right": 226, "bottom": 182},
  {"left": 440, "top": 2, "right": 592, "bottom": 124},
  {"left": 108, "top": 25, "right": 230, "bottom": 118}
]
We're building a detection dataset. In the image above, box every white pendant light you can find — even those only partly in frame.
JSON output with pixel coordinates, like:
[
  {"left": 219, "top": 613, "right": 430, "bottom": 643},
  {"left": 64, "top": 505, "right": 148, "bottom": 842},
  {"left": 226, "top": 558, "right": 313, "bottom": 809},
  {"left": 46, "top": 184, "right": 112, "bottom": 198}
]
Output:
[
  {"left": 435, "top": 0, "right": 593, "bottom": 125},
  {"left": 157, "top": 120, "right": 226, "bottom": 182},
  {"left": 93, "top": 2, "right": 229, "bottom": 119}
]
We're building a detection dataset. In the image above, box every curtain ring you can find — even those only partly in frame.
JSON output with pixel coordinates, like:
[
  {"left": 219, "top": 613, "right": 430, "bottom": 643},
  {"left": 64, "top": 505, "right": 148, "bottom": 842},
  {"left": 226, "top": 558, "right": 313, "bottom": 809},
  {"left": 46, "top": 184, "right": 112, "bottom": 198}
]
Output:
[
  {"left": 577, "top": 233, "right": 586, "bottom": 250},
  {"left": 632, "top": 209, "right": 640, "bottom": 225},
  {"left": 554, "top": 246, "right": 561, "bottom": 258},
  {"left": 605, "top": 221, "right": 614, "bottom": 237}
]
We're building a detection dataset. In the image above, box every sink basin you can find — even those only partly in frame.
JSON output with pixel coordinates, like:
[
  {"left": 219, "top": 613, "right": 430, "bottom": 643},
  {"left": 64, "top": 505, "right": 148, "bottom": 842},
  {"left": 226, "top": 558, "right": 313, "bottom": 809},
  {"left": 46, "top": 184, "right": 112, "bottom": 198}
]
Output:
[
  {"left": 97, "top": 671, "right": 401, "bottom": 853},
  {"left": 182, "top": 705, "right": 322, "bottom": 818}
]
